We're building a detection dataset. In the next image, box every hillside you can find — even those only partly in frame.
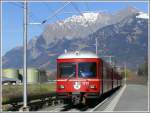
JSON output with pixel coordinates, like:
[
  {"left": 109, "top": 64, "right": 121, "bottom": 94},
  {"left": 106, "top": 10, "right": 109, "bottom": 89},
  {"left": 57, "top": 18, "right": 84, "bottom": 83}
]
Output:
[{"left": 2, "top": 7, "right": 148, "bottom": 71}]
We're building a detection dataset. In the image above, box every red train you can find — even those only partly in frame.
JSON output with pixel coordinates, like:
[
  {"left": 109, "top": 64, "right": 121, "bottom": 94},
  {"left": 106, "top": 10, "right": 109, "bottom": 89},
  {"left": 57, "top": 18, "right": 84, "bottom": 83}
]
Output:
[{"left": 56, "top": 51, "right": 122, "bottom": 105}]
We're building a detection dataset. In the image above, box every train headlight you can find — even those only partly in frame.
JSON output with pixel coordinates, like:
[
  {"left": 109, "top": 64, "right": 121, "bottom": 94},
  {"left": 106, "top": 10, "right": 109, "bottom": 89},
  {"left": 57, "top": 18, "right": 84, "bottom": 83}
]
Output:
[
  {"left": 59, "top": 85, "right": 65, "bottom": 89},
  {"left": 89, "top": 85, "right": 96, "bottom": 89}
]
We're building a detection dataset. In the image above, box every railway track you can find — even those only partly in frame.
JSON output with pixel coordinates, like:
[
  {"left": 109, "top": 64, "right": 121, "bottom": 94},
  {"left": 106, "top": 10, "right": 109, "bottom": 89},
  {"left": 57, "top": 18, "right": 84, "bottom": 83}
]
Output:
[
  {"left": 3, "top": 96, "right": 62, "bottom": 111},
  {"left": 3, "top": 86, "right": 122, "bottom": 111},
  {"left": 40, "top": 103, "right": 91, "bottom": 112},
  {"left": 39, "top": 87, "right": 121, "bottom": 112},
  {"left": 43, "top": 98, "right": 106, "bottom": 112}
]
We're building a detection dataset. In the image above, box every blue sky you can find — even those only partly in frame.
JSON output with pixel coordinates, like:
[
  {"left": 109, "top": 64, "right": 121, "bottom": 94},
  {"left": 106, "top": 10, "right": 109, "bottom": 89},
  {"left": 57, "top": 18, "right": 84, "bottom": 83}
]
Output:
[{"left": 2, "top": 1, "right": 149, "bottom": 55}]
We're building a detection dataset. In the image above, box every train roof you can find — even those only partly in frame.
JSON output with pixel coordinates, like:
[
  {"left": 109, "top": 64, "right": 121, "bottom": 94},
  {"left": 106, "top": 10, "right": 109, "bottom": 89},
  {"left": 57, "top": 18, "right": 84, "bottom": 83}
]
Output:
[{"left": 58, "top": 51, "right": 99, "bottom": 59}]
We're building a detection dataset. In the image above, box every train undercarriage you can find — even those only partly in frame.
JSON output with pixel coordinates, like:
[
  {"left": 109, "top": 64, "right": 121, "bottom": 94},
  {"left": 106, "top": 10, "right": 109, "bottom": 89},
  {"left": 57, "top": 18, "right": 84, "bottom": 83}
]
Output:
[{"left": 57, "top": 92, "right": 99, "bottom": 105}]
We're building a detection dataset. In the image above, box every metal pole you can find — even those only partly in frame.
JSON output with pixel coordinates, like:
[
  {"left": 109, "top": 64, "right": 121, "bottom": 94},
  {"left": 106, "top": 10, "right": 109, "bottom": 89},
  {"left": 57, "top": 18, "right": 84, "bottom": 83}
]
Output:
[
  {"left": 124, "top": 63, "right": 127, "bottom": 85},
  {"left": 95, "top": 38, "right": 98, "bottom": 55},
  {"left": 101, "top": 55, "right": 114, "bottom": 65},
  {"left": 23, "top": 1, "right": 28, "bottom": 108},
  {"left": 109, "top": 56, "right": 112, "bottom": 65},
  {"left": 107, "top": 56, "right": 113, "bottom": 65}
]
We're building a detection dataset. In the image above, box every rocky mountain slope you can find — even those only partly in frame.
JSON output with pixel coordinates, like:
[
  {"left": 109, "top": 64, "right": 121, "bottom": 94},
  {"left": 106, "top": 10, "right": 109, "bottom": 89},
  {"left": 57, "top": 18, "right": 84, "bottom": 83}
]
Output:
[{"left": 2, "top": 7, "right": 148, "bottom": 71}]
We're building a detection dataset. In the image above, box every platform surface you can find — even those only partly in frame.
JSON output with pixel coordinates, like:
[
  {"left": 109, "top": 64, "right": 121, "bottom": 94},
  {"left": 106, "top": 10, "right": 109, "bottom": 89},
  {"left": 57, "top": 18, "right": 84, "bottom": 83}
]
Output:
[{"left": 114, "top": 84, "right": 148, "bottom": 111}]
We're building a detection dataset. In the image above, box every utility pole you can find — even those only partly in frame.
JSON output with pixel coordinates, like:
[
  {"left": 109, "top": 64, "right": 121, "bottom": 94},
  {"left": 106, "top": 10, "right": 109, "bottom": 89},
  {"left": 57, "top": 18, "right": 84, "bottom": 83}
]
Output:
[
  {"left": 95, "top": 38, "right": 98, "bottom": 55},
  {"left": 102, "top": 55, "right": 114, "bottom": 65},
  {"left": 115, "top": 66, "right": 121, "bottom": 73},
  {"left": 109, "top": 56, "right": 112, "bottom": 65},
  {"left": 23, "top": 0, "right": 28, "bottom": 109},
  {"left": 124, "top": 63, "right": 127, "bottom": 85},
  {"left": 18, "top": 2, "right": 71, "bottom": 111},
  {"left": 19, "top": 1, "right": 29, "bottom": 111}
]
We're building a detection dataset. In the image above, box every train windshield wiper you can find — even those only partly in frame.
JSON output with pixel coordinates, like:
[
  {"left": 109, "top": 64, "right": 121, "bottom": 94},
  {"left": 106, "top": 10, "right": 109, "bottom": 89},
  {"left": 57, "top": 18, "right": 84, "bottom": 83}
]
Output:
[{"left": 66, "top": 72, "right": 75, "bottom": 81}]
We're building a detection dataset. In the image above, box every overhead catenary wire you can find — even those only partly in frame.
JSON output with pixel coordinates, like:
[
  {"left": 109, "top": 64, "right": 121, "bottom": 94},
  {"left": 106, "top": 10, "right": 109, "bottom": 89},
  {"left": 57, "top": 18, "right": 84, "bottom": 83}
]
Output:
[
  {"left": 10, "top": 2, "right": 41, "bottom": 23},
  {"left": 11, "top": 2, "right": 71, "bottom": 25},
  {"left": 12, "top": 2, "right": 97, "bottom": 54},
  {"left": 42, "top": 3, "right": 64, "bottom": 22},
  {"left": 10, "top": 2, "right": 24, "bottom": 8},
  {"left": 28, "top": 11, "right": 41, "bottom": 22},
  {"left": 41, "top": 2, "right": 71, "bottom": 24},
  {"left": 42, "top": 2, "right": 76, "bottom": 52}
]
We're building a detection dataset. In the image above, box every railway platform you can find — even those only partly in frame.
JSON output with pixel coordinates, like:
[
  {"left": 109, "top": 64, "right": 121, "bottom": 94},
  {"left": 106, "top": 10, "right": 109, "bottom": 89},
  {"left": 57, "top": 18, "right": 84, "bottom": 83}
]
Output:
[{"left": 113, "top": 84, "right": 148, "bottom": 111}]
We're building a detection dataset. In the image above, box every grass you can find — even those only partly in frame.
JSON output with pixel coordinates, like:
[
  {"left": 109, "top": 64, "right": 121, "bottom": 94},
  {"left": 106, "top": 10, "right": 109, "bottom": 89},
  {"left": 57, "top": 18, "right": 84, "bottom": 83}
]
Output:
[{"left": 2, "top": 83, "right": 56, "bottom": 105}]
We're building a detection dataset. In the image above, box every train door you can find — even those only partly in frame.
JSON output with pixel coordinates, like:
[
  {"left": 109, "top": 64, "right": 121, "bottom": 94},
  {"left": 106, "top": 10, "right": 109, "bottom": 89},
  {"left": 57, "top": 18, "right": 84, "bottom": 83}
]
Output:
[
  {"left": 102, "top": 63, "right": 108, "bottom": 93},
  {"left": 111, "top": 69, "right": 113, "bottom": 90},
  {"left": 99, "top": 60, "right": 103, "bottom": 95}
]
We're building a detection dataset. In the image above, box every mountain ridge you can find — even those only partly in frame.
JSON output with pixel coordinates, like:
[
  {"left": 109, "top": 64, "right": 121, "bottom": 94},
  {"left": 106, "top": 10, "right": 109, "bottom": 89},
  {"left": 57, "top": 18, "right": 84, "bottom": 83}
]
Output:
[{"left": 2, "top": 7, "right": 148, "bottom": 71}]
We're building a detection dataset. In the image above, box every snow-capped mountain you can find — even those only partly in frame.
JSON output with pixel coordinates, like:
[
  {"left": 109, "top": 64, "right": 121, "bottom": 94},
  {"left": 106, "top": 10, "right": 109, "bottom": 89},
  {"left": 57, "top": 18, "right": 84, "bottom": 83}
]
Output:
[
  {"left": 64, "top": 12, "right": 99, "bottom": 24},
  {"left": 42, "top": 12, "right": 112, "bottom": 45},
  {"left": 42, "top": 6, "right": 145, "bottom": 45},
  {"left": 136, "top": 12, "right": 149, "bottom": 19},
  {"left": 2, "top": 7, "right": 148, "bottom": 70}
]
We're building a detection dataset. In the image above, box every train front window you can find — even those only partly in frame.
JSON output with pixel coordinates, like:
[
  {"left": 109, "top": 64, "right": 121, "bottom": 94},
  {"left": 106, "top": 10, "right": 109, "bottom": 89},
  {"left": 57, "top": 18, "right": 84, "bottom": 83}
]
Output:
[
  {"left": 78, "top": 62, "right": 97, "bottom": 78},
  {"left": 59, "top": 63, "right": 76, "bottom": 78}
]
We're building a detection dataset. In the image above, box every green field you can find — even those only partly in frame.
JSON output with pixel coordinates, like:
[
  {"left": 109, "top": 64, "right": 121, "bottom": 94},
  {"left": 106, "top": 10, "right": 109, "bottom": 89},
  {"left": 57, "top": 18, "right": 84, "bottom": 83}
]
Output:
[{"left": 2, "top": 83, "right": 56, "bottom": 105}]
